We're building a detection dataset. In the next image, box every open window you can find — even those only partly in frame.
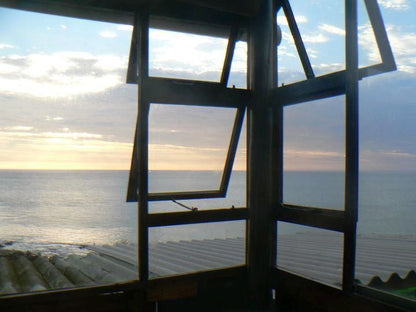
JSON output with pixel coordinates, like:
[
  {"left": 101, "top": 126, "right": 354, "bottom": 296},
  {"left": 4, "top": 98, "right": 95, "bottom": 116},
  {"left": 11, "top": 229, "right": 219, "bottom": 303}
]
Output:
[
  {"left": 125, "top": 11, "right": 250, "bottom": 281},
  {"left": 274, "top": 0, "right": 399, "bottom": 298}
]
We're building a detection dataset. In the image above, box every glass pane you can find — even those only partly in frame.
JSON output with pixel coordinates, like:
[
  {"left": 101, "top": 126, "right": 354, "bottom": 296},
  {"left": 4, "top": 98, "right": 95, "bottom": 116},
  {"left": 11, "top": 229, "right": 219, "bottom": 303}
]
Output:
[
  {"left": 227, "top": 41, "right": 247, "bottom": 89},
  {"left": 149, "top": 104, "right": 237, "bottom": 193},
  {"left": 358, "top": 1, "right": 382, "bottom": 68},
  {"left": 276, "top": 10, "right": 306, "bottom": 86},
  {"left": 0, "top": 8, "right": 138, "bottom": 296},
  {"left": 283, "top": 96, "right": 345, "bottom": 210},
  {"left": 357, "top": 3, "right": 416, "bottom": 297},
  {"left": 277, "top": 0, "right": 345, "bottom": 83},
  {"left": 149, "top": 221, "right": 245, "bottom": 278},
  {"left": 149, "top": 28, "right": 228, "bottom": 82},
  {"left": 149, "top": 117, "right": 246, "bottom": 213},
  {"left": 277, "top": 222, "right": 343, "bottom": 287}
]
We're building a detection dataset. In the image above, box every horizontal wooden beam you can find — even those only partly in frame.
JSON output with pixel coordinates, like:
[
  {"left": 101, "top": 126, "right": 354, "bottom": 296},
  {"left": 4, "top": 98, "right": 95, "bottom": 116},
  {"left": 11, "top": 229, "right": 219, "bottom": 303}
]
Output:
[
  {"left": 144, "top": 77, "right": 251, "bottom": 108},
  {"left": 276, "top": 204, "right": 345, "bottom": 232},
  {"left": 356, "top": 285, "right": 416, "bottom": 312},
  {"left": 147, "top": 265, "right": 247, "bottom": 301},
  {"left": 0, "top": 0, "right": 250, "bottom": 35},
  {"left": 272, "top": 71, "right": 346, "bottom": 106},
  {"left": 272, "top": 269, "right": 407, "bottom": 312},
  {"left": 148, "top": 208, "right": 248, "bottom": 227},
  {"left": 146, "top": 190, "right": 224, "bottom": 202},
  {"left": 272, "top": 62, "right": 396, "bottom": 107}
]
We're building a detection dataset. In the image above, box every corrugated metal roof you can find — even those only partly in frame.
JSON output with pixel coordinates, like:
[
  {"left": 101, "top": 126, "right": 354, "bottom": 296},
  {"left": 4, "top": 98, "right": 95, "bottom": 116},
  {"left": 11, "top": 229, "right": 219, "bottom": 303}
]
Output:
[
  {"left": 90, "top": 233, "right": 416, "bottom": 286},
  {"left": 0, "top": 249, "right": 138, "bottom": 296},
  {"left": 1, "top": 233, "right": 415, "bottom": 296}
]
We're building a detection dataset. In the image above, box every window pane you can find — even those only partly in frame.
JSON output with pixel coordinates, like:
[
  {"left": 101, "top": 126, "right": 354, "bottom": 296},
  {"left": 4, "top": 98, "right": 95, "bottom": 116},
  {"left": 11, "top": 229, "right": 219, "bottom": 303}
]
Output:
[
  {"left": 0, "top": 8, "right": 138, "bottom": 295},
  {"left": 227, "top": 41, "right": 247, "bottom": 89},
  {"left": 277, "top": 0, "right": 345, "bottom": 84},
  {"left": 149, "top": 221, "right": 245, "bottom": 278},
  {"left": 283, "top": 96, "right": 345, "bottom": 210},
  {"left": 357, "top": 8, "right": 416, "bottom": 296},
  {"left": 149, "top": 104, "right": 239, "bottom": 192},
  {"left": 149, "top": 28, "right": 228, "bottom": 82},
  {"left": 277, "top": 222, "right": 343, "bottom": 287}
]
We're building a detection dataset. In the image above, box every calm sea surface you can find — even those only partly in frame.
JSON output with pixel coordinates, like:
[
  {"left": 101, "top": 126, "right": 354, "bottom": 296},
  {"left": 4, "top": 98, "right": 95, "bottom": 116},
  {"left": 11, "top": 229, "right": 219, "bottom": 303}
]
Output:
[{"left": 0, "top": 170, "right": 415, "bottom": 255}]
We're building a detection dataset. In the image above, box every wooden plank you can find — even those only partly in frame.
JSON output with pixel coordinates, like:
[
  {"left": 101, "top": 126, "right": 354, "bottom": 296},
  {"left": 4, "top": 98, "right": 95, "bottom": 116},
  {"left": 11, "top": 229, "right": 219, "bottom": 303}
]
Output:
[
  {"left": 136, "top": 10, "right": 150, "bottom": 282},
  {"left": 271, "top": 70, "right": 346, "bottom": 106},
  {"left": 0, "top": 0, "right": 251, "bottom": 34},
  {"left": 220, "top": 23, "right": 239, "bottom": 86},
  {"left": 126, "top": 24, "right": 138, "bottom": 84},
  {"left": 246, "top": 0, "right": 276, "bottom": 308},
  {"left": 277, "top": 204, "right": 345, "bottom": 233},
  {"left": 273, "top": 269, "right": 408, "bottom": 312},
  {"left": 148, "top": 208, "right": 248, "bottom": 227},
  {"left": 364, "top": 0, "right": 396, "bottom": 72},
  {"left": 147, "top": 280, "right": 198, "bottom": 301},
  {"left": 219, "top": 107, "right": 245, "bottom": 195},
  {"left": 144, "top": 77, "right": 250, "bottom": 108},
  {"left": 271, "top": 0, "right": 282, "bottom": 269},
  {"left": 148, "top": 190, "right": 223, "bottom": 201},
  {"left": 343, "top": 0, "right": 359, "bottom": 294}
]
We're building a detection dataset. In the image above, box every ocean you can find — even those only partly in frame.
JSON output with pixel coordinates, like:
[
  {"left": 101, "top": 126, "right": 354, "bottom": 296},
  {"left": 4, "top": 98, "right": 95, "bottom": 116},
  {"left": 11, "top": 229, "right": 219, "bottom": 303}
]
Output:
[{"left": 0, "top": 170, "right": 415, "bottom": 255}]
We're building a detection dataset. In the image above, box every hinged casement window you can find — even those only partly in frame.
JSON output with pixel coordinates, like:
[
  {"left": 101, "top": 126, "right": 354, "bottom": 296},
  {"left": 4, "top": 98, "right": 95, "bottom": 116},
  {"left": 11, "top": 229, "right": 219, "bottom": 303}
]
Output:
[
  {"left": 125, "top": 11, "right": 250, "bottom": 281},
  {"left": 272, "top": 0, "right": 396, "bottom": 293}
]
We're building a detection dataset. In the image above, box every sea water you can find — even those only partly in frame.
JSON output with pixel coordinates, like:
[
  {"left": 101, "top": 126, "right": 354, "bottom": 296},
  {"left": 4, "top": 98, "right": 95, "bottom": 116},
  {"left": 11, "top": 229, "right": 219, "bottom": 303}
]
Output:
[{"left": 0, "top": 170, "right": 415, "bottom": 255}]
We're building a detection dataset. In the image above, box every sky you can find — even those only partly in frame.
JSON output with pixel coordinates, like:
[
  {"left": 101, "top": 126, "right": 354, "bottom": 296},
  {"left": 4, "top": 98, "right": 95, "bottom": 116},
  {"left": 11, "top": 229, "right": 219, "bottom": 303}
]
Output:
[{"left": 0, "top": 0, "right": 415, "bottom": 171}]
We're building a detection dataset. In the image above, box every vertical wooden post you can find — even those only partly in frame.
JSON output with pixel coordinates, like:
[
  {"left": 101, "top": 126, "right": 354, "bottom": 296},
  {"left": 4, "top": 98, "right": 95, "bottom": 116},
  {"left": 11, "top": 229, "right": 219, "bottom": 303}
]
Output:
[
  {"left": 136, "top": 10, "right": 150, "bottom": 282},
  {"left": 247, "top": 0, "right": 276, "bottom": 308},
  {"left": 343, "top": 0, "right": 359, "bottom": 293}
]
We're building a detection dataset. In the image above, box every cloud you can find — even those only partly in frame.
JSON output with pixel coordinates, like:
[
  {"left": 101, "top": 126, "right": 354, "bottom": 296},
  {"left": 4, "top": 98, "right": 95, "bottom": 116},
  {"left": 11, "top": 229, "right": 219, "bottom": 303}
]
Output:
[
  {"left": 302, "top": 33, "right": 330, "bottom": 44},
  {"left": 277, "top": 15, "right": 308, "bottom": 26},
  {"left": 116, "top": 25, "right": 133, "bottom": 31},
  {"left": 318, "top": 24, "right": 345, "bottom": 36},
  {"left": 0, "top": 44, "right": 15, "bottom": 50},
  {"left": 5, "top": 126, "right": 34, "bottom": 131},
  {"left": 99, "top": 30, "right": 117, "bottom": 38},
  {"left": 149, "top": 143, "right": 227, "bottom": 170},
  {"left": 0, "top": 52, "right": 126, "bottom": 98},
  {"left": 359, "top": 24, "right": 416, "bottom": 74},
  {"left": 378, "top": 0, "right": 410, "bottom": 10},
  {"left": 149, "top": 29, "right": 227, "bottom": 78},
  {"left": 0, "top": 128, "right": 133, "bottom": 170},
  {"left": 60, "top": 24, "right": 67, "bottom": 29}
]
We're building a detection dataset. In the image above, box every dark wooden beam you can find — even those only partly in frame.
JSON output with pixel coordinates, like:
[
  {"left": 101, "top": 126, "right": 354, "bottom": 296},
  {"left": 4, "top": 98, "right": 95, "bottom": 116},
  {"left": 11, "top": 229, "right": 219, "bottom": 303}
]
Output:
[
  {"left": 364, "top": 0, "right": 396, "bottom": 72},
  {"left": 0, "top": 0, "right": 250, "bottom": 38},
  {"left": 273, "top": 269, "right": 408, "bottom": 312},
  {"left": 246, "top": 0, "right": 276, "bottom": 308},
  {"left": 220, "top": 23, "right": 239, "bottom": 86},
  {"left": 272, "top": 71, "right": 346, "bottom": 106},
  {"left": 126, "top": 24, "right": 138, "bottom": 84},
  {"left": 277, "top": 204, "right": 345, "bottom": 233},
  {"left": 136, "top": 10, "right": 150, "bottom": 282},
  {"left": 148, "top": 208, "right": 248, "bottom": 227},
  {"left": 144, "top": 77, "right": 250, "bottom": 108},
  {"left": 280, "top": 0, "right": 314, "bottom": 79},
  {"left": 219, "top": 107, "right": 245, "bottom": 195},
  {"left": 343, "top": 0, "right": 359, "bottom": 294},
  {"left": 148, "top": 190, "right": 223, "bottom": 202}
]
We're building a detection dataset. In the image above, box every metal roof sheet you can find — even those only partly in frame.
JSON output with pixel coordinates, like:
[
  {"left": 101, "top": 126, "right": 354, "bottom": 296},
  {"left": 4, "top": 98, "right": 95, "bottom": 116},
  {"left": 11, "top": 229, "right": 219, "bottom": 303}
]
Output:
[{"left": 1, "top": 233, "right": 415, "bottom": 296}]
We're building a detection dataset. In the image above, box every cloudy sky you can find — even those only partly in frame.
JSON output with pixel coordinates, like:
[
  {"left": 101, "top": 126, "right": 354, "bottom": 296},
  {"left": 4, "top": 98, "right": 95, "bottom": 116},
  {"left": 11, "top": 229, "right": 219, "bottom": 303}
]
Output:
[{"left": 0, "top": 0, "right": 415, "bottom": 171}]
